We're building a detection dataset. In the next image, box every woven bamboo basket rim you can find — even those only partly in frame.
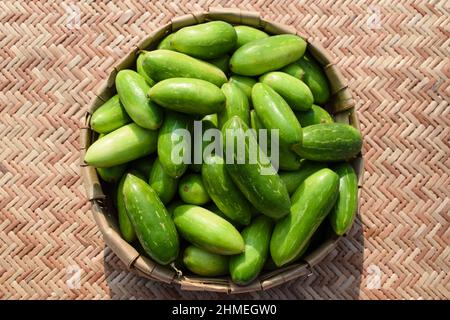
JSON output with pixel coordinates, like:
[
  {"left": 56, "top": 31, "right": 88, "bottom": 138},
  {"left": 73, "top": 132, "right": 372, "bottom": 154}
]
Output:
[{"left": 80, "top": 7, "right": 364, "bottom": 294}]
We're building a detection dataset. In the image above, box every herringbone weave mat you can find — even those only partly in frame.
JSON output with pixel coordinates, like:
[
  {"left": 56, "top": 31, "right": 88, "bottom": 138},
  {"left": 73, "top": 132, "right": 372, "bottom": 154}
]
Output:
[{"left": 1, "top": 0, "right": 449, "bottom": 300}]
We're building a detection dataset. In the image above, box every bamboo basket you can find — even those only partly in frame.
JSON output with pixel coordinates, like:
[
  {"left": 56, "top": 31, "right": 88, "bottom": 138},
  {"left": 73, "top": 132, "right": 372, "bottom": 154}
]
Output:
[{"left": 80, "top": 8, "right": 364, "bottom": 294}]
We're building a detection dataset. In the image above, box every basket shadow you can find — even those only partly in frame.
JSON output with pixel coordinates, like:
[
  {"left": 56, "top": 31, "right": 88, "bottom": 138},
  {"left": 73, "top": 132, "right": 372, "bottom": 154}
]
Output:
[{"left": 102, "top": 213, "right": 364, "bottom": 300}]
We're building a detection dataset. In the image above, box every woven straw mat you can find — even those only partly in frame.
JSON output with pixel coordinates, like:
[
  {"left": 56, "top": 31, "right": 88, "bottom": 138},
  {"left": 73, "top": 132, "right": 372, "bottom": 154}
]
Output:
[{"left": 0, "top": 0, "right": 449, "bottom": 300}]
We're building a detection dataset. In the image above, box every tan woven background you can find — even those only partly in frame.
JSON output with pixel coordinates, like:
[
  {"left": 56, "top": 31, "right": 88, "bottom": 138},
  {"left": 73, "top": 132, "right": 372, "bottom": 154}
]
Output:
[{"left": 1, "top": 0, "right": 449, "bottom": 299}]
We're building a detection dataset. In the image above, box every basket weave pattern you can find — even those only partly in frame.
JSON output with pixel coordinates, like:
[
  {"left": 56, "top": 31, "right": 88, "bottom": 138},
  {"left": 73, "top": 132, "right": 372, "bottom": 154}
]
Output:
[{"left": 0, "top": 1, "right": 448, "bottom": 299}]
